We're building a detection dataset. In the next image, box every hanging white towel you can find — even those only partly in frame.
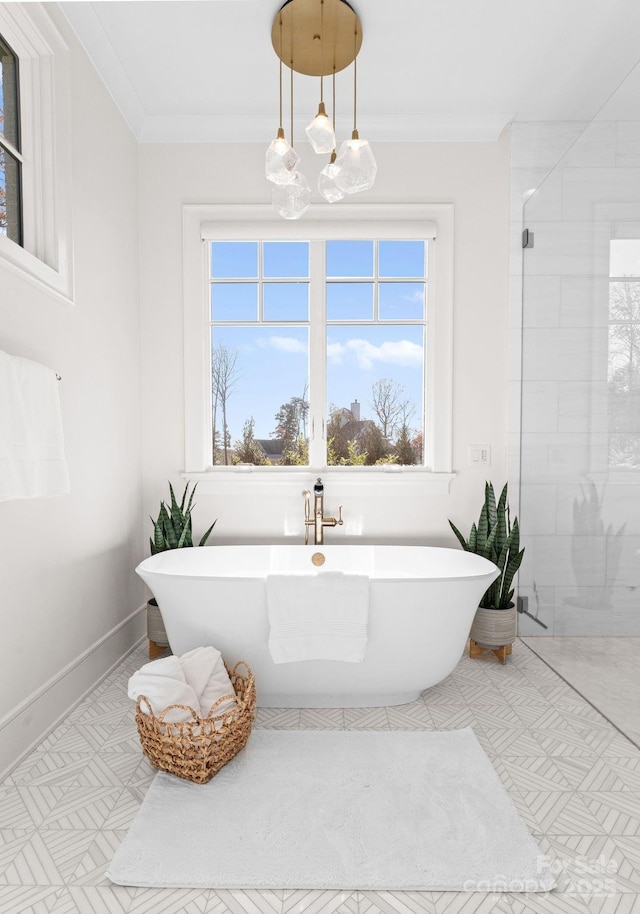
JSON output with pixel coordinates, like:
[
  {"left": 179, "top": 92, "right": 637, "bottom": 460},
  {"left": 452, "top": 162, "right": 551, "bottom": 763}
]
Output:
[
  {"left": 267, "top": 572, "right": 369, "bottom": 664},
  {"left": 0, "top": 350, "right": 70, "bottom": 501}
]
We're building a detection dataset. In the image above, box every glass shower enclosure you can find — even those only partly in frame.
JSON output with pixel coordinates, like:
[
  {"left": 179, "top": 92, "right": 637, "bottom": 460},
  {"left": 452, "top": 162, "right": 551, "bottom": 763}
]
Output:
[{"left": 518, "top": 62, "right": 640, "bottom": 636}]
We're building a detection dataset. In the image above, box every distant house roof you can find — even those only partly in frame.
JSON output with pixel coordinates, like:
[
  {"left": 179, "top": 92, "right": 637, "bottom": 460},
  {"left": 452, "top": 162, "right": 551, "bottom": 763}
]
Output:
[
  {"left": 335, "top": 419, "right": 375, "bottom": 440},
  {"left": 257, "top": 438, "right": 285, "bottom": 457},
  {"left": 335, "top": 407, "right": 354, "bottom": 427},
  {"left": 335, "top": 402, "right": 362, "bottom": 426}
]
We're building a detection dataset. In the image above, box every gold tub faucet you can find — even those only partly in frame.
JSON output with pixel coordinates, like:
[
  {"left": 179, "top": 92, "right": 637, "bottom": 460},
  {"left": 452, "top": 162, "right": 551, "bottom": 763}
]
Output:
[{"left": 302, "top": 478, "right": 343, "bottom": 545}]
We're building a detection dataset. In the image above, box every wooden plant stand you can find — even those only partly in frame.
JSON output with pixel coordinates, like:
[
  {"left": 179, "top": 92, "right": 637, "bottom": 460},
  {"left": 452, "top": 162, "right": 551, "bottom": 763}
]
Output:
[
  {"left": 147, "top": 599, "right": 169, "bottom": 659},
  {"left": 148, "top": 639, "right": 169, "bottom": 660},
  {"left": 469, "top": 639, "right": 513, "bottom": 665}
]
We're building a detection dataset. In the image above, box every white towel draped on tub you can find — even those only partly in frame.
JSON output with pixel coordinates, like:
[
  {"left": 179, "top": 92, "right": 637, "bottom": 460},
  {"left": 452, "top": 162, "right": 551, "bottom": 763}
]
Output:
[
  {"left": 0, "top": 350, "right": 70, "bottom": 501},
  {"left": 267, "top": 572, "right": 370, "bottom": 663}
]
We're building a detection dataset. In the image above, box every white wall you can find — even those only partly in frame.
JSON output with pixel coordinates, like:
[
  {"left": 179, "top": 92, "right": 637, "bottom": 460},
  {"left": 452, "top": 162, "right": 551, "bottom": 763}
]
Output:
[
  {"left": 0, "top": 8, "right": 144, "bottom": 776},
  {"left": 139, "top": 139, "right": 510, "bottom": 547}
]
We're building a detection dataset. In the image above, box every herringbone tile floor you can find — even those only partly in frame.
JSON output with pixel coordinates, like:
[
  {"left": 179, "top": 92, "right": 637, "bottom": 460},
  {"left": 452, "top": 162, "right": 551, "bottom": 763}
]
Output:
[{"left": 1, "top": 640, "right": 639, "bottom": 913}]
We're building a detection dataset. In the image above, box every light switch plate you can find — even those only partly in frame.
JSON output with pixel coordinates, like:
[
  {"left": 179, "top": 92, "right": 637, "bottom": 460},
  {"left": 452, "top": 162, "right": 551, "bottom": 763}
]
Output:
[{"left": 468, "top": 444, "right": 491, "bottom": 466}]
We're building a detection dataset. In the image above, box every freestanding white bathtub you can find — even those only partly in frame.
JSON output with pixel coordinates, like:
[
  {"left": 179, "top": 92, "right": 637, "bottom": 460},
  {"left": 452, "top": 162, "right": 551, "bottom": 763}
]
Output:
[{"left": 136, "top": 545, "right": 499, "bottom": 708}]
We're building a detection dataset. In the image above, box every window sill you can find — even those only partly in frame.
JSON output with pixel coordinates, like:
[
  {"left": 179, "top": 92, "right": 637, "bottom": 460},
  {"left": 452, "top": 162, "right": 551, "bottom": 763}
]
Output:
[
  {"left": 0, "top": 235, "right": 74, "bottom": 305},
  {"left": 182, "top": 468, "right": 456, "bottom": 496}
]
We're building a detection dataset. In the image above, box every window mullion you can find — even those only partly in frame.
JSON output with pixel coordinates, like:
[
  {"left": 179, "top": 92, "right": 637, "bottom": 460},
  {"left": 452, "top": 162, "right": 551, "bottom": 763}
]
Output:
[
  {"left": 308, "top": 239, "right": 326, "bottom": 468},
  {"left": 374, "top": 239, "right": 379, "bottom": 321},
  {"left": 0, "top": 137, "right": 23, "bottom": 161},
  {"left": 258, "top": 241, "right": 264, "bottom": 320},
  {"left": 424, "top": 240, "right": 435, "bottom": 470}
]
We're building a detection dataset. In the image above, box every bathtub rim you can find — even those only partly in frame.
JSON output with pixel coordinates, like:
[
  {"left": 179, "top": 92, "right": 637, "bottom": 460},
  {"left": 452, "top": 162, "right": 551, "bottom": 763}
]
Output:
[{"left": 136, "top": 544, "right": 500, "bottom": 585}]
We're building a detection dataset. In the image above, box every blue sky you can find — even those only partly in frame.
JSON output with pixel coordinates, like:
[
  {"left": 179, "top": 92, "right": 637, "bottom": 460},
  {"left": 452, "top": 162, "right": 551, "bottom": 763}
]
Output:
[{"left": 210, "top": 240, "right": 426, "bottom": 443}]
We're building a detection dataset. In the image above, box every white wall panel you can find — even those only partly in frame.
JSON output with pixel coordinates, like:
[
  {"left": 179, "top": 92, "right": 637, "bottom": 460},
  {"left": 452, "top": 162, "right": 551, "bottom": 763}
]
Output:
[{"left": 0, "top": 8, "right": 143, "bottom": 770}]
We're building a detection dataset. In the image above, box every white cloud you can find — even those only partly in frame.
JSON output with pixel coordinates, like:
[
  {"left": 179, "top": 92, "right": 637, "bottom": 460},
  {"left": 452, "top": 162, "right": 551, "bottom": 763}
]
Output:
[
  {"left": 327, "top": 338, "right": 423, "bottom": 370},
  {"left": 258, "top": 336, "right": 307, "bottom": 355},
  {"left": 327, "top": 342, "right": 345, "bottom": 363}
]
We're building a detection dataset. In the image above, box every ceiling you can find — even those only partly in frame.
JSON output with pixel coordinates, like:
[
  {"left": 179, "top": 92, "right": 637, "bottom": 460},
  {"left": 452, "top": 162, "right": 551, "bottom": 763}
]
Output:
[{"left": 59, "top": 0, "right": 640, "bottom": 143}]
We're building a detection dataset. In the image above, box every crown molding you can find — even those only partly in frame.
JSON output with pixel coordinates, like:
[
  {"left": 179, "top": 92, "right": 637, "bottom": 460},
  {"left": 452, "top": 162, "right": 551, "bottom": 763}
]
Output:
[{"left": 140, "top": 113, "right": 509, "bottom": 144}]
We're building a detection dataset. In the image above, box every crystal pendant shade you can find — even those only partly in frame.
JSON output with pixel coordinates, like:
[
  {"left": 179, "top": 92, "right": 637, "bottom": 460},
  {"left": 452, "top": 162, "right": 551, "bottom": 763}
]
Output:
[
  {"left": 268, "top": 0, "right": 374, "bottom": 217},
  {"left": 317, "top": 152, "right": 344, "bottom": 203},
  {"left": 305, "top": 102, "right": 336, "bottom": 154},
  {"left": 265, "top": 128, "right": 300, "bottom": 185},
  {"left": 271, "top": 171, "right": 312, "bottom": 220},
  {"left": 334, "top": 130, "right": 377, "bottom": 194}
]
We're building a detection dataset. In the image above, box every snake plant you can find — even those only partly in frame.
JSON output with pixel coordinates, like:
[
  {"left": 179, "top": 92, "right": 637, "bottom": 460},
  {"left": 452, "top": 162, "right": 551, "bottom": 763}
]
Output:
[
  {"left": 150, "top": 482, "right": 216, "bottom": 554},
  {"left": 449, "top": 482, "right": 524, "bottom": 609}
]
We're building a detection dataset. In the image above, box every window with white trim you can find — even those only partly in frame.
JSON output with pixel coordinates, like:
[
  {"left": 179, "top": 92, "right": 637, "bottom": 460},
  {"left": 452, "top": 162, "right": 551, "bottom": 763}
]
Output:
[
  {"left": 183, "top": 204, "right": 454, "bottom": 489},
  {"left": 0, "top": 34, "right": 22, "bottom": 245},
  {"left": 0, "top": 5, "right": 73, "bottom": 302}
]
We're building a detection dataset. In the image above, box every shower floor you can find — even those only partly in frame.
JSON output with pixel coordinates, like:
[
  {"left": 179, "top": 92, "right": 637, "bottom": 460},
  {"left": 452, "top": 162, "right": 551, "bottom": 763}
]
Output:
[{"left": 522, "top": 636, "right": 640, "bottom": 749}]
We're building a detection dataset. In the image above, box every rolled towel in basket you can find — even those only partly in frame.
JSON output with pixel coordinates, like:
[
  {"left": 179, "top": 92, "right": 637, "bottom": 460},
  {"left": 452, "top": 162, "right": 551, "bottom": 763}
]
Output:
[
  {"left": 182, "top": 647, "right": 238, "bottom": 717},
  {"left": 128, "top": 647, "right": 237, "bottom": 723},
  {"left": 128, "top": 656, "right": 198, "bottom": 723}
]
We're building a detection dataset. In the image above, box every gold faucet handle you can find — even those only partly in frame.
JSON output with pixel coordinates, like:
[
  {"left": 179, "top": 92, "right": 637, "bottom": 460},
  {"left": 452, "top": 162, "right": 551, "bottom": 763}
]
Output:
[
  {"left": 302, "top": 490, "right": 311, "bottom": 545},
  {"left": 337, "top": 506, "right": 343, "bottom": 525}
]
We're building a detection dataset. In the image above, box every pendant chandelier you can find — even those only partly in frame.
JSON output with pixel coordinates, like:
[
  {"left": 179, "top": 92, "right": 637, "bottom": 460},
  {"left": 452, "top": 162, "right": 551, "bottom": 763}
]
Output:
[{"left": 266, "top": 0, "right": 377, "bottom": 220}]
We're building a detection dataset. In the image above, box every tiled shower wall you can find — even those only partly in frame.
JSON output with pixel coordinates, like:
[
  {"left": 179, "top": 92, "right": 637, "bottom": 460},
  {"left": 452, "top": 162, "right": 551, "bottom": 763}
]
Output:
[{"left": 510, "top": 115, "right": 640, "bottom": 636}]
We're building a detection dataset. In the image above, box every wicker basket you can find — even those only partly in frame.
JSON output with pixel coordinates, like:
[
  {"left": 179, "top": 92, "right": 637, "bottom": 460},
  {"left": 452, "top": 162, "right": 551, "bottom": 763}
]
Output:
[{"left": 135, "top": 661, "right": 256, "bottom": 784}]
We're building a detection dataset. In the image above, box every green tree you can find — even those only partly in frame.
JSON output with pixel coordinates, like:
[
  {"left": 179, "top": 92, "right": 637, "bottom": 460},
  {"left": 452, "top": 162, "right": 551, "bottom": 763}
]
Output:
[
  {"left": 273, "top": 395, "right": 309, "bottom": 465},
  {"left": 326, "top": 405, "right": 390, "bottom": 465},
  {"left": 233, "top": 417, "right": 269, "bottom": 466},
  {"left": 288, "top": 435, "right": 309, "bottom": 466},
  {"left": 394, "top": 422, "right": 417, "bottom": 465},
  {"left": 345, "top": 440, "right": 367, "bottom": 465},
  {"left": 326, "top": 409, "right": 347, "bottom": 463},
  {"left": 359, "top": 422, "right": 389, "bottom": 465},
  {"left": 327, "top": 438, "right": 367, "bottom": 466}
]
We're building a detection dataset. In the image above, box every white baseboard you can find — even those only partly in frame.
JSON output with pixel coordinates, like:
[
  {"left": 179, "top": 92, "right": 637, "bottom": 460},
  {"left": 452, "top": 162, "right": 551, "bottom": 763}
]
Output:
[{"left": 0, "top": 605, "right": 146, "bottom": 781}]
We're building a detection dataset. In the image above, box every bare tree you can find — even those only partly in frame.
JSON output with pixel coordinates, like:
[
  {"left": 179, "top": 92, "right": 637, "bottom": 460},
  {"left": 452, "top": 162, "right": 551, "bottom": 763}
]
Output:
[
  {"left": 609, "top": 282, "right": 640, "bottom": 392},
  {"left": 608, "top": 282, "right": 640, "bottom": 466},
  {"left": 211, "top": 343, "right": 240, "bottom": 465},
  {"left": 370, "top": 378, "right": 411, "bottom": 439}
]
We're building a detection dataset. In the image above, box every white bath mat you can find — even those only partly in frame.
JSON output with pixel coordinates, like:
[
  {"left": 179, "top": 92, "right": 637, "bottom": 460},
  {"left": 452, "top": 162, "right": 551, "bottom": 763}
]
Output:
[{"left": 108, "top": 728, "right": 555, "bottom": 891}]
